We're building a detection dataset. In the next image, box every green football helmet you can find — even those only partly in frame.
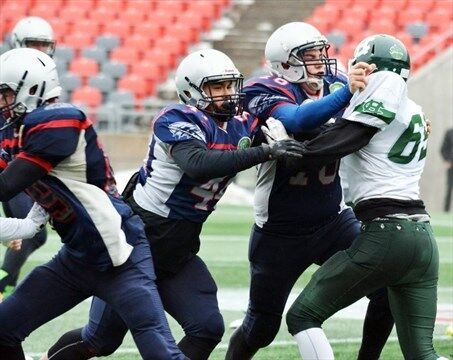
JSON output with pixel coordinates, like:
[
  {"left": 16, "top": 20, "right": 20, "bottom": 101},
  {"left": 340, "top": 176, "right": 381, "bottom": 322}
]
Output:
[{"left": 351, "top": 34, "right": 410, "bottom": 81}]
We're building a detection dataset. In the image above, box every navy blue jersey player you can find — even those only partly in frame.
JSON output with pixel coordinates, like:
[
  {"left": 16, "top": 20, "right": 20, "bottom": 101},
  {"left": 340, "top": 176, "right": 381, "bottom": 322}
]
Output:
[
  {"left": 0, "top": 16, "right": 57, "bottom": 301},
  {"left": 42, "top": 49, "right": 305, "bottom": 360},
  {"left": 0, "top": 48, "right": 185, "bottom": 360},
  {"left": 225, "top": 22, "right": 394, "bottom": 360}
]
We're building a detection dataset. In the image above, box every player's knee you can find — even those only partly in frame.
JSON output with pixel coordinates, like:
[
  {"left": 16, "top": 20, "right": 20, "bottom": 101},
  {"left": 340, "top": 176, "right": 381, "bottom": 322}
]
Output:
[
  {"left": 286, "top": 301, "right": 323, "bottom": 336},
  {"left": 246, "top": 313, "right": 281, "bottom": 349},
  {"left": 367, "top": 287, "right": 391, "bottom": 311},
  {"left": 202, "top": 311, "right": 225, "bottom": 342},
  {"left": 48, "top": 328, "right": 99, "bottom": 360}
]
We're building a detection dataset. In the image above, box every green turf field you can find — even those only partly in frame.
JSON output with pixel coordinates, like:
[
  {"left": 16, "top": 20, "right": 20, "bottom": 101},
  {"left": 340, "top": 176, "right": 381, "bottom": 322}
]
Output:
[{"left": 1, "top": 205, "right": 452, "bottom": 359}]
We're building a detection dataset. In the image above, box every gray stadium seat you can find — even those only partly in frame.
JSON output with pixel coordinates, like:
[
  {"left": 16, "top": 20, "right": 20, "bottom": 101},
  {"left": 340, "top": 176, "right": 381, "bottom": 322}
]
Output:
[
  {"left": 107, "top": 90, "right": 135, "bottom": 108},
  {"left": 327, "top": 30, "right": 346, "bottom": 50},
  {"left": 82, "top": 46, "right": 108, "bottom": 64},
  {"left": 102, "top": 61, "right": 127, "bottom": 80},
  {"left": 60, "top": 72, "right": 82, "bottom": 92},
  {"left": 88, "top": 73, "right": 116, "bottom": 94},
  {"left": 54, "top": 57, "right": 68, "bottom": 74},
  {"left": 54, "top": 45, "right": 75, "bottom": 63},
  {"left": 95, "top": 35, "right": 120, "bottom": 52},
  {"left": 406, "top": 22, "right": 429, "bottom": 43}
]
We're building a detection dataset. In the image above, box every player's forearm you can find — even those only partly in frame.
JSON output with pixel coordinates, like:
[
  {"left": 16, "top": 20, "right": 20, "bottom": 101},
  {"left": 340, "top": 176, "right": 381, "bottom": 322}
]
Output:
[
  {"left": 283, "top": 118, "right": 377, "bottom": 169},
  {"left": 272, "top": 86, "right": 352, "bottom": 133},
  {"left": 171, "top": 140, "right": 269, "bottom": 180},
  {"left": 0, "top": 217, "right": 38, "bottom": 243},
  {"left": 0, "top": 158, "right": 47, "bottom": 201}
]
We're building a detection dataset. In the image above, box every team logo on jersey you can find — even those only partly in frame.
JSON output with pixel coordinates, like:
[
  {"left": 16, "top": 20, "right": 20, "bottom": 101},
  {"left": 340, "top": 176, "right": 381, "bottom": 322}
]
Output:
[
  {"left": 389, "top": 44, "right": 404, "bottom": 60},
  {"left": 329, "top": 82, "right": 345, "bottom": 93},
  {"left": 354, "top": 99, "right": 396, "bottom": 124},
  {"left": 237, "top": 136, "right": 251, "bottom": 149},
  {"left": 168, "top": 122, "right": 206, "bottom": 142}
]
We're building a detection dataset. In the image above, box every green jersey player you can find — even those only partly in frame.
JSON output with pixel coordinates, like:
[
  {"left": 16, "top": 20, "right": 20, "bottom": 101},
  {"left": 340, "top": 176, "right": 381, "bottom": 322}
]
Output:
[{"left": 283, "top": 34, "right": 444, "bottom": 359}]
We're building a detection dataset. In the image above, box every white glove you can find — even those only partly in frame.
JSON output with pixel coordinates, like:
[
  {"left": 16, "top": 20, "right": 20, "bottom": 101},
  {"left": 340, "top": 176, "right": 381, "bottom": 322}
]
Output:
[
  {"left": 26, "top": 203, "right": 49, "bottom": 231},
  {"left": 261, "top": 117, "right": 290, "bottom": 145}
]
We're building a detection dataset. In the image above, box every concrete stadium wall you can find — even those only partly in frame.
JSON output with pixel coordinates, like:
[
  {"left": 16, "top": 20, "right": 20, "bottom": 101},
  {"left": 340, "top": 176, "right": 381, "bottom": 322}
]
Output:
[{"left": 409, "top": 48, "right": 453, "bottom": 213}]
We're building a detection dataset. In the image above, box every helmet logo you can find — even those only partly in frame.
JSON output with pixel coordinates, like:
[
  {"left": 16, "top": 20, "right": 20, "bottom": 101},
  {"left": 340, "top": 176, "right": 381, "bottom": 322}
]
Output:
[
  {"left": 329, "top": 82, "right": 345, "bottom": 93},
  {"left": 389, "top": 44, "right": 404, "bottom": 60},
  {"left": 355, "top": 41, "right": 371, "bottom": 58},
  {"left": 237, "top": 136, "right": 251, "bottom": 149}
]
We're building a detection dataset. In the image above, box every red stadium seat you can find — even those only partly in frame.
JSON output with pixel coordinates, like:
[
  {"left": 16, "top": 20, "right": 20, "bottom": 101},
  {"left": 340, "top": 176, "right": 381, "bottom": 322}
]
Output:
[
  {"left": 110, "top": 46, "right": 141, "bottom": 66},
  {"left": 69, "top": 57, "right": 99, "bottom": 80},
  {"left": 348, "top": 6, "right": 369, "bottom": 23},
  {"left": 90, "top": 7, "right": 118, "bottom": 24},
  {"left": 395, "top": 31, "right": 415, "bottom": 48},
  {"left": 102, "top": 20, "right": 133, "bottom": 39},
  {"left": 123, "top": 33, "right": 152, "bottom": 54},
  {"left": 380, "top": 0, "right": 407, "bottom": 7},
  {"left": 131, "top": 60, "right": 164, "bottom": 82},
  {"left": 117, "top": 74, "right": 148, "bottom": 99},
  {"left": 332, "top": 17, "right": 366, "bottom": 39},
  {"left": 373, "top": 6, "right": 398, "bottom": 23},
  {"left": 71, "top": 86, "right": 103, "bottom": 108},
  {"left": 64, "top": 32, "right": 94, "bottom": 52},
  {"left": 367, "top": 19, "right": 397, "bottom": 35},
  {"left": 155, "top": 0, "right": 185, "bottom": 13},
  {"left": 186, "top": 0, "right": 222, "bottom": 19},
  {"left": 154, "top": 36, "right": 187, "bottom": 58},
  {"left": 133, "top": 22, "right": 164, "bottom": 40},
  {"left": 312, "top": 4, "right": 341, "bottom": 22},
  {"left": 305, "top": 16, "right": 331, "bottom": 35},
  {"left": 59, "top": 6, "right": 88, "bottom": 23},
  {"left": 65, "top": 0, "right": 96, "bottom": 7},
  {"left": 124, "top": 0, "right": 156, "bottom": 13},
  {"left": 397, "top": 8, "right": 425, "bottom": 29},
  {"left": 120, "top": 7, "right": 149, "bottom": 23},
  {"left": 351, "top": 0, "right": 380, "bottom": 7},
  {"left": 425, "top": 10, "right": 452, "bottom": 32},
  {"left": 167, "top": 22, "right": 200, "bottom": 44},
  {"left": 406, "top": 0, "right": 435, "bottom": 12},
  {"left": 324, "top": 0, "right": 352, "bottom": 7},
  {"left": 96, "top": 0, "right": 125, "bottom": 12},
  {"left": 49, "top": 19, "right": 72, "bottom": 41},
  {"left": 71, "top": 19, "right": 101, "bottom": 39}
]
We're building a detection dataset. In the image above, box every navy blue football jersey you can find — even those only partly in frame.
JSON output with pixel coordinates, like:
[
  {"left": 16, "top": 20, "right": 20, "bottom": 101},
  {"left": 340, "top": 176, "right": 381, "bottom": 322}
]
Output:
[
  {"left": 0, "top": 103, "right": 142, "bottom": 270},
  {"left": 133, "top": 103, "right": 259, "bottom": 222},
  {"left": 244, "top": 73, "right": 349, "bottom": 231}
]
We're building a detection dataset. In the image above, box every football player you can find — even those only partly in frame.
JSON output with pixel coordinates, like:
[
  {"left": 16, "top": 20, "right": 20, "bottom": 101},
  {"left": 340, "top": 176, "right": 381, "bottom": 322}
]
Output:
[
  {"left": 225, "top": 22, "right": 394, "bottom": 360},
  {"left": 0, "top": 48, "right": 185, "bottom": 360},
  {"left": 285, "top": 34, "right": 444, "bottom": 360},
  {"left": 40, "top": 49, "right": 305, "bottom": 360},
  {"left": 0, "top": 16, "right": 56, "bottom": 301}
]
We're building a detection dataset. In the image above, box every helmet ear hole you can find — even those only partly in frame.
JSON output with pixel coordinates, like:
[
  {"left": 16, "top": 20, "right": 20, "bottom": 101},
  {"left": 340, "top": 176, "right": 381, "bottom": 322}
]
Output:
[
  {"left": 183, "top": 90, "right": 191, "bottom": 99},
  {"left": 281, "top": 63, "right": 290, "bottom": 70},
  {"left": 29, "top": 84, "right": 38, "bottom": 95}
]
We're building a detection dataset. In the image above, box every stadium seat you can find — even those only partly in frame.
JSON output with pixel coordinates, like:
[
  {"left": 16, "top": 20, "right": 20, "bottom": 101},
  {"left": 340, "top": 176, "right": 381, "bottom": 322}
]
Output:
[
  {"left": 59, "top": 72, "right": 82, "bottom": 92},
  {"left": 102, "top": 61, "right": 127, "bottom": 80},
  {"left": 167, "top": 22, "right": 200, "bottom": 44},
  {"left": 312, "top": 4, "right": 341, "bottom": 22},
  {"left": 351, "top": 0, "right": 380, "bottom": 7},
  {"left": 82, "top": 46, "right": 108, "bottom": 65},
  {"left": 65, "top": 0, "right": 96, "bottom": 7},
  {"left": 327, "top": 31, "right": 346, "bottom": 51},
  {"left": 305, "top": 16, "right": 330, "bottom": 35},
  {"left": 332, "top": 17, "right": 366, "bottom": 39},
  {"left": 90, "top": 7, "right": 118, "bottom": 24},
  {"left": 124, "top": 0, "right": 156, "bottom": 13},
  {"left": 29, "top": 5, "right": 60, "bottom": 19},
  {"left": 64, "top": 32, "right": 94, "bottom": 52},
  {"left": 154, "top": 37, "right": 187, "bottom": 58},
  {"left": 71, "top": 86, "right": 103, "bottom": 108},
  {"left": 324, "top": 0, "right": 352, "bottom": 7},
  {"left": 155, "top": 0, "right": 186, "bottom": 13},
  {"left": 54, "top": 46, "right": 75, "bottom": 64},
  {"left": 348, "top": 6, "right": 369, "bottom": 23},
  {"left": 88, "top": 73, "right": 116, "bottom": 94},
  {"left": 118, "top": 74, "right": 148, "bottom": 99},
  {"left": 120, "top": 7, "right": 148, "bottom": 23},
  {"left": 380, "top": 0, "right": 407, "bottom": 6},
  {"left": 59, "top": 6, "right": 88, "bottom": 23},
  {"left": 406, "top": 0, "right": 435, "bottom": 12},
  {"left": 71, "top": 19, "right": 101, "bottom": 39},
  {"left": 368, "top": 19, "right": 397, "bottom": 34},
  {"left": 395, "top": 31, "right": 415, "bottom": 48},
  {"left": 123, "top": 34, "right": 152, "bottom": 54},
  {"left": 133, "top": 22, "right": 164, "bottom": 40},
  {"left": 54, "top": 57, "right": 68, "bottom": 74},
  {"left": 102, "top": 20, "right": 133, "bottom": 40},
  {"left": 69, "top": 57, "right": 99, "bottom": 80},
  {"left": 0, "top": 42, "right": 11, "bottom": 55},
  {"left": 110, "top": 46, "right": 141, "bottom": 66},
  {"left": 405, "top": 22, "right": 429, "bottom": 43},
  {"left": 49, "top": 19, "right": 72, "bottom": 40},
  {"left": 96, "top": 35, "right": 121, "bottom": 52},
  {"left": 374, "top": 6, "right": 398, "bottom": 23},
  {"left": 397, "top": 8, "right": 425, "bottom": 29},
  {"left": 425, "top": 10, "right": 452, "bottom": 32},
  {"left": 107, "top": 90, "right": 135, "bottom": 107},
  {"left": 96, "top": 0, "right": 125, "bottom": 12}
]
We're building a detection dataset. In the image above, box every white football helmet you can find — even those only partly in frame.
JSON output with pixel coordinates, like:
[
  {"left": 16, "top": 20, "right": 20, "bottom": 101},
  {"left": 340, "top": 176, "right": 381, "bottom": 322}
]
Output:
[
  {"left": 175, "top": 49, "right": 244, "bottom": 121},
  {"left": 0, "top": 48, "right": 61, "bottom": 125},
  {"left": 265, "top": 22, "right": 337, "bottom": 89},
  {"left": 11, "top": 16, "right": 55, "bottom": 56}
]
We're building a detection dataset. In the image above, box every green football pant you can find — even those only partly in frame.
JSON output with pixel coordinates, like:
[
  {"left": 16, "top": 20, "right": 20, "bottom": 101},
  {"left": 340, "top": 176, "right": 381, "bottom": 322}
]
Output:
[{"left": 287, "top": 219, "right": 439, "bottom": 360}]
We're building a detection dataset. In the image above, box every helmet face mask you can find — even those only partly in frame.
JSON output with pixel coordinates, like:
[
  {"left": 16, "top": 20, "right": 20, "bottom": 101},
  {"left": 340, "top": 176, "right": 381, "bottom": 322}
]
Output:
[
  {"left": 175, "top": 49, "right": 245, "bottom": 122},
  {"left": 11, "top": 17, "right": 56, "bottom": 57},
  {"left": 0, "top": 48, "right": 61, "bottom": 127},
  {"left": 350, "top": 34, "right": 411, "bottom": 81},
  {"left": 265, "top": 22, "right": 337, "bottom": 87}
]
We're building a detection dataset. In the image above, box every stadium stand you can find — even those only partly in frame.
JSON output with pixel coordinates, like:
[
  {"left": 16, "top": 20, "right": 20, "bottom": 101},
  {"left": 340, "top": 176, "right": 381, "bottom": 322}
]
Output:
[{"left": 0, "top": 0, "right": 450, "bottom": 132}]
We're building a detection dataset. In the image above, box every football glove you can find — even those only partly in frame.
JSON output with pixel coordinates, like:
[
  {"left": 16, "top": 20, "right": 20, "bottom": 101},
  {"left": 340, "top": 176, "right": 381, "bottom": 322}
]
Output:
[{"left": 261, "top": 117, "right": 290, "bottom": 145}]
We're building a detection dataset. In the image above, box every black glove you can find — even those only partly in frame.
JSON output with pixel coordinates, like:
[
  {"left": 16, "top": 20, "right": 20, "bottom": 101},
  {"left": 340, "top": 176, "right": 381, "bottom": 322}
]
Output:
[{"left": 264, "top": 139, "right": 305, "bottom": 160}]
